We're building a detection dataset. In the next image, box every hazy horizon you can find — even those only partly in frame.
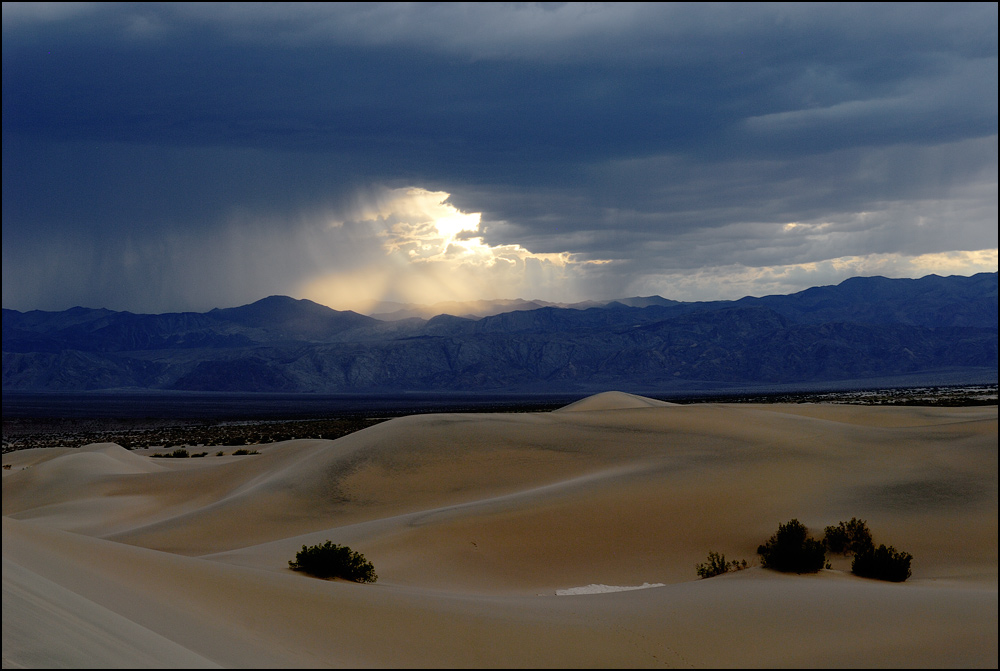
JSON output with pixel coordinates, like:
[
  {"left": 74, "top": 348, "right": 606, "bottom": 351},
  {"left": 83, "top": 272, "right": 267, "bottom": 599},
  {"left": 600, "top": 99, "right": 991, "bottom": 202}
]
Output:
[{"left": 2, "top": 269, "right": 994, "bottom": 316}]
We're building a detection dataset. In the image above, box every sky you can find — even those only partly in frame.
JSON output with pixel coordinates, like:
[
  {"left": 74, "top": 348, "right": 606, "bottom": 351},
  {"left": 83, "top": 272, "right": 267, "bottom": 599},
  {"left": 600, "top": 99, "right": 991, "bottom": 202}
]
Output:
[{"left": 3, "top": 2, "right": 997, "bottom": 314}]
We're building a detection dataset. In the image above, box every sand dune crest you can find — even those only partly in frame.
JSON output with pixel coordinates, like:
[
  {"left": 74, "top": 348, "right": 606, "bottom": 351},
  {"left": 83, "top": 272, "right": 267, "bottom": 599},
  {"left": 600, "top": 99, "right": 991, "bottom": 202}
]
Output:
[{"left": 554, "top": 390, "right": 677, "bottom": 412}]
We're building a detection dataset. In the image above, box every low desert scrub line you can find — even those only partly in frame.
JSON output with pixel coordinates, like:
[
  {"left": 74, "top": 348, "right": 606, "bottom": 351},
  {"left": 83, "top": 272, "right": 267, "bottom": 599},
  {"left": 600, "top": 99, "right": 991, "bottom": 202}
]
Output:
[
  {"left": 697, "top": 517, "right": 912, "bottom": 582},
  {"left": 149, "top": 447, "right": 260, "bottom": 458},
  {"left": 149, "top": 447, "right": 260, "bottom": 459},
  {"left": 150, "top": 448, "right": 208, "bottom": 458}
]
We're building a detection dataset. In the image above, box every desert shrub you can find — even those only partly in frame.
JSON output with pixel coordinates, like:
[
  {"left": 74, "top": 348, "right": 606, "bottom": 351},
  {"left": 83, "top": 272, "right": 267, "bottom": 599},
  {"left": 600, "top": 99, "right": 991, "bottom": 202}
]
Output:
[
  {"left": 852, "top": 544, "right": 912, "bottom": 582},
  {"left": 757, "top": 519, "right": 826, "bottom": 573},
  {"left": 288, "top": 541, "right": 377, "bottom": 583},
  {"left": 232, "top": 448, "right": 260, "bottom": 455},
  {"left": 215, "top": 451, "right": 225, "bottom": 456},
  {"left": 696, "top": 551, "right": 749, "bottom": 579},
  {"left": 824, "top": 517, "right": 874, "bottom": 555},
  {"left": 151, "top": 448, "right": 190, "bottom": 458},
  {"left": 191, "top": 451, "right": 208, "bottom": 458}
]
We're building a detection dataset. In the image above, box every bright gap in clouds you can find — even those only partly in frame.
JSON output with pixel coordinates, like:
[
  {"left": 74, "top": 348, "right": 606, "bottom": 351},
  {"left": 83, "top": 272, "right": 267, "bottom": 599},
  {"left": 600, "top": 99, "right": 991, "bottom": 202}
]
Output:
[
  {"left": 626, "top": 249, "right": 999, "bottom": 303},
  {"left": 300, "top": 187, "right": 599, "bottom": 312},
  {"left": 299, "top": 186, "right": 997, "bottom": 314}
]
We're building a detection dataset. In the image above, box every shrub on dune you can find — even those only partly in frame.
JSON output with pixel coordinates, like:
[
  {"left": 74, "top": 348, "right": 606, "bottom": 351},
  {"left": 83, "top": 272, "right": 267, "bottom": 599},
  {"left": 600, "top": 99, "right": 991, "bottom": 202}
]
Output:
[
  {"left": 696, "top": 551, "right": 749, "bottom": 578},
  {"left": 823, "top": 517, "right": 874, "bottom": 555},
  {"left": 757, "top": 519, "right": 827, "bottom": 573},
  {"left": 150, "top": 448, "right": 191, "bottom": 458},
  {"left": 851, "top": 544, "right": 913, "bottom": 582},
  {"left": 289, "top": 541, "right": 377, "bottom": 583},
  {"left": 747, "top": 517, "right": 912, "bottom": 581},
  {"left": 823, "top": 517, "right": 912, "bottom": 581}
]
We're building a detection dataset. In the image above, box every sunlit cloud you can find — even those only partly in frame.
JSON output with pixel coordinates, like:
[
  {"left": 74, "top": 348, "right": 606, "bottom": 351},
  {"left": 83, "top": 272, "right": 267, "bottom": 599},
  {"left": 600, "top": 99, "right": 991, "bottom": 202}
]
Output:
[
  {"left": 301, "top": 187, "right": 603, "bottom": 312},
  {"left": 626, "top": 249, "right": 999, "bottom": 303}
]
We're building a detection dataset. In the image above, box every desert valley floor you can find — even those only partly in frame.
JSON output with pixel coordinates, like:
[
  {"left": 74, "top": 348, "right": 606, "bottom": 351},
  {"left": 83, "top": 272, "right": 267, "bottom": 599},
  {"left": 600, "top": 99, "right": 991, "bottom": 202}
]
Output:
[{"left": 2, "top": 392, "right": 997, "bottom": 668}]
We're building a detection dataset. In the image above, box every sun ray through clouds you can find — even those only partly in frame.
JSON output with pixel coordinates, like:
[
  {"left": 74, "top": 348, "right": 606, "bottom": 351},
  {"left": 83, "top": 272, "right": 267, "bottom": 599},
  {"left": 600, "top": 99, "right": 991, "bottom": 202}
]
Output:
[{"left": 300, "top": 187, "right": 605, "bottom": 312}]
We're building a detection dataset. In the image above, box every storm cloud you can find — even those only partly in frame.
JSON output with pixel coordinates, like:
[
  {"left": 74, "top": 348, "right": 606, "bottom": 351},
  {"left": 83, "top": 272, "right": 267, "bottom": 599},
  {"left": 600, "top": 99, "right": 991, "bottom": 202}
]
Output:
[{"left": 3, "top": 3, "right": 996, "bottom": 312}]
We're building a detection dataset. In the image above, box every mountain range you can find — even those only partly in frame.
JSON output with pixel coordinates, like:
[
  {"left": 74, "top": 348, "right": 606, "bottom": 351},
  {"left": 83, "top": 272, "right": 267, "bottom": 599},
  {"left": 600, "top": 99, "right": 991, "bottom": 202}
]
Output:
[{"left": 3, "top": 272, "right": 996, "bottom": 393}]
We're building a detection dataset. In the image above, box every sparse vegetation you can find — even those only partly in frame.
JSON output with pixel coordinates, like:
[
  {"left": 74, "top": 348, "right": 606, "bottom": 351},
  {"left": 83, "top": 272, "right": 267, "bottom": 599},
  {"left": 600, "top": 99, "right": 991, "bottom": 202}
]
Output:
[
  {"left": 696, "top": 551, "right": 749, "bottom": 578},
  {"left": 852, "top": 544, "right": 913, "bottom": 582},
  {"left": 288, "top": 541, "right": 377, "bottom": 583},
  {"left": 823, "top": 517, "right": 874, "bottom": 555},
  {"left": 822, "top": 517, "right": 912, "bottom": 581},
  {"left": 151, "top": 448, "right": 191, "bottom": 458},
  {"left": 215, "top": 450, "right": 225, "bottom": 456},
  {"left": 232, "top": 448, "right": 260, "bottom": 455},
  {"left": 3, "top": 416, "right": 388, "bottom": 454},
  {"left": 757, "top": 519, "right": 827, "bottom": 573}
]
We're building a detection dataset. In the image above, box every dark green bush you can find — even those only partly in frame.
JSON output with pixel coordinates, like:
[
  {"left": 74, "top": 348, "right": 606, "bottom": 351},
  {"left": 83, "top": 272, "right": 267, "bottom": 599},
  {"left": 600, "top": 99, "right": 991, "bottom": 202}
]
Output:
[
  {"left": 852, "top": 544, "right": 912, "bottom": 582},
  {"left": 757, "top": 519, "right": 826, "bottom": 573},
  {"left": 696, "top": 551, "right": 749, "bottom": 579},
  {"left": 288, "top": 541, "right": 377, "bottom": 583},
  {"left": 824, "top": 517, "right": 874, "bottom": 555},
  {"left": 232, "top": 448, "right": 260, "bottom": 455}
]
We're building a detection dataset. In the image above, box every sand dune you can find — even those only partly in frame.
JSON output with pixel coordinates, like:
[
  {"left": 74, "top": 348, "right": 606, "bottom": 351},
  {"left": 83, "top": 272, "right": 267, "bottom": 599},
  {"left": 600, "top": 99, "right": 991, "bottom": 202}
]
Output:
[
  {"left": 554, "top": 389, "right": 677, "bottom": 412},
  {"left": 3, "top": 395, "right": 997, "bottom": 667}
]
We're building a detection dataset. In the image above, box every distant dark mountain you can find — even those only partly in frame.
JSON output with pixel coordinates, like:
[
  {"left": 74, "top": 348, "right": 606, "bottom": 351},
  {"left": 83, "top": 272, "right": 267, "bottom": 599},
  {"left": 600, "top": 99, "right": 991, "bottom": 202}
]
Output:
[
  {"left": 739, "top": 272, "right": 999, "bottom": 327},
  {"left": 208, "top": 295, "right": 376, "bottom": 339},
  {"left": 605, "top": 296, "right": 681, "bottom": 309},
  {"left": 2, "top": 296, "right": 377, "bottom": 354},
  {"left": 3, "top": 273, "right": 996, "bottom": 393}
]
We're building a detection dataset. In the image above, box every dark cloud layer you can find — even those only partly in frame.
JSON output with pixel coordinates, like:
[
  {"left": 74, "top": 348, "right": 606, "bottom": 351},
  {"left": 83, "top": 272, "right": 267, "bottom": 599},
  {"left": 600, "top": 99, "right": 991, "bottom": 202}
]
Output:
[{"left": 3, "top": 3, "right": 996, "bottom": 312}]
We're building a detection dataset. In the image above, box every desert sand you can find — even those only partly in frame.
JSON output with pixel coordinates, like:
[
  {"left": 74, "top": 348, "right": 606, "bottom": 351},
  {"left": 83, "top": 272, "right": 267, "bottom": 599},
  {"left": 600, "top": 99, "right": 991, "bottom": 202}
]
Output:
[{"left": 3, "top": 391, "right": 997, "bottom": 668}]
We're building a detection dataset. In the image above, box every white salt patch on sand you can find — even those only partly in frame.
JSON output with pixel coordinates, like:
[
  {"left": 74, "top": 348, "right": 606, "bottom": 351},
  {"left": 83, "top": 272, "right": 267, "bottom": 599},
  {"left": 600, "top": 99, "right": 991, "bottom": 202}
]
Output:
[{"left": 556, "top": 582, "right": 666, "bottom": 596}]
